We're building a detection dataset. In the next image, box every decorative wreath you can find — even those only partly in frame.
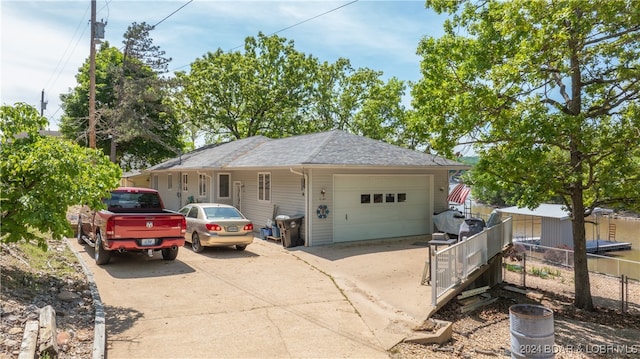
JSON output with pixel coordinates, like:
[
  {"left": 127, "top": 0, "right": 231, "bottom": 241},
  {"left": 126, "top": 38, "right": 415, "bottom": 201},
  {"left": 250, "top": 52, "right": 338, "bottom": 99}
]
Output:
[{"left": 317, "top": 204, "right": 330, "bottom": 219}]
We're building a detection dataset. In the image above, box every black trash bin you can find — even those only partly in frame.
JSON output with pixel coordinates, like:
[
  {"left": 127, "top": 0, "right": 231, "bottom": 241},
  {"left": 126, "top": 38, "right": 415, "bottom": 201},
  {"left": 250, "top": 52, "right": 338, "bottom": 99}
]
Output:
[
  {"left": 458, "top": 218, "right": 486, "bottom": 241},
  {"left": 276, "top": 215, "right": 304, "bottom": 248}
]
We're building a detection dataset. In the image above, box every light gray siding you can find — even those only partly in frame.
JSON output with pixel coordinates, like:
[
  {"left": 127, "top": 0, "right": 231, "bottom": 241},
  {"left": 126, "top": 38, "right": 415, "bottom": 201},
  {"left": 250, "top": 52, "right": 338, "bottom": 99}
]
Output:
[
  {"left": 542, "top": 218, "right": 573, "bottom": 248},
  {"left": 308, "top": 168, "right": 334, "bottom": 246},
  {"left": 232, "top": 169, "right": 305, "bottom": 230},
  {"left": 147, "top": 166, "right": 451, "bottom": 246},
  {"left": 432, "top": 169, "right": 451, "bottom": 213}
]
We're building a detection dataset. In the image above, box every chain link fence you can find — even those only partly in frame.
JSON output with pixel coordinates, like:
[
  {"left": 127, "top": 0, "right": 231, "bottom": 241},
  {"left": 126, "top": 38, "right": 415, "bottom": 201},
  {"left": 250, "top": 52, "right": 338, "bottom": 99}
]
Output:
[{"left": 503, "top": 243, "right": 640, "bottom": 314}]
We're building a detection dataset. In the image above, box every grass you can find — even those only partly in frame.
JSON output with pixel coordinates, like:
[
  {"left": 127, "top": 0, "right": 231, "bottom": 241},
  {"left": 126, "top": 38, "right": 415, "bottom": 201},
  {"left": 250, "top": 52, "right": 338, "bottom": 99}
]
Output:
[
  {"left": 1, "top": 238, "right": 82, "bottom": 293},
  {"left": 504, "top": 261, "right": 563, "bottom": 280},
  {"left": 20, "top": 240, "right": 79, "bottom": 276},
  {"left": 528, "top": 265, "right": 562, "bottom": 279}
]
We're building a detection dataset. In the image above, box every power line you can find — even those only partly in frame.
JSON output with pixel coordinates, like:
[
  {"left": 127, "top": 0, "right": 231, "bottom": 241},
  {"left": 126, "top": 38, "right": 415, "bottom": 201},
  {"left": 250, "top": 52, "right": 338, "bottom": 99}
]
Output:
[
  {"left": 170, "top": 0, "right": 358, "bottom": 72},
  {"left": 229, "top": 0, "right": 359, "bottom": 51},
  {"left": 152, "top": 0, "right": 193, "bottom": 29},
  {"left": 43, "top": 2, "right": 92, "bottom": 127},
  {"left": 268, "top": 1, "right": 358, "bottom": 37},
  {"left": 44, "top": 4, "right": 90, "bottom": 92}
]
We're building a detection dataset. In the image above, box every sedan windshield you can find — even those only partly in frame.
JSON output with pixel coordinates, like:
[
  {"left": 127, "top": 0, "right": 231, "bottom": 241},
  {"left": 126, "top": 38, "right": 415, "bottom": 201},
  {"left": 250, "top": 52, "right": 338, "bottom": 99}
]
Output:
[{"left": 204, "top": 207, "right": 243, "bottom": 219}]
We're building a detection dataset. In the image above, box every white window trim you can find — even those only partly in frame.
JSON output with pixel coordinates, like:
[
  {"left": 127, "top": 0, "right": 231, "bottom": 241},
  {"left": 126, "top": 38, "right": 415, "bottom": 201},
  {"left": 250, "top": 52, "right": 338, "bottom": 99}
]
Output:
[
  {"left": 182, "top": 173, "right": 188, "bottom": 192},
  {"left": 167, "top": 173, "right": 173, "bottom": 191},
  {"left": 258, "top": 172, "right": 271, "bottom": 202},
  {"left": 198, "top": 174, "right": 207, "bottom": 197},
  {"left": 218, "top": 173, "right": 231, "bottom": 199}
]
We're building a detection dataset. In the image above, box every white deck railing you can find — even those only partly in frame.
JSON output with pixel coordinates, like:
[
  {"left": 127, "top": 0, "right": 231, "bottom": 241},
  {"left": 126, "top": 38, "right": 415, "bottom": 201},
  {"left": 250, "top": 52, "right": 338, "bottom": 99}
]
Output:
[{"left": 431, "top": 217, "right": 512, "bottom": 306}]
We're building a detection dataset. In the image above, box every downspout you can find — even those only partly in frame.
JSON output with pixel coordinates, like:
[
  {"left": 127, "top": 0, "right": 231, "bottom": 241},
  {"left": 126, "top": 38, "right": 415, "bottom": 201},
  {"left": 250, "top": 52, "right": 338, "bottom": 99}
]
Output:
[{"left": 289, "top": 168, "right": 309, "bottom": 246}]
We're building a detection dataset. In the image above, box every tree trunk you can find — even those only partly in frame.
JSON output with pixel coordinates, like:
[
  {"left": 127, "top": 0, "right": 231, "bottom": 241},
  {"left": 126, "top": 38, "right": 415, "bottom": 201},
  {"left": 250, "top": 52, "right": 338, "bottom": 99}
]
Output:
[
  {"left": 571, "top": 185, "right": 594, "bottom": 310},
  {"left": 110, "top": 133, "right": 117, "bottom": 163}
]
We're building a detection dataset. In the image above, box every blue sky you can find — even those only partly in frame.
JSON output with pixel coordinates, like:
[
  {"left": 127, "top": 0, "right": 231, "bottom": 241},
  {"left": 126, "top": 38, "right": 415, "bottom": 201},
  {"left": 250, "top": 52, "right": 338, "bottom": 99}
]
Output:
[{"left": 1, "top": 1, "right": 447, "bottom": 131}]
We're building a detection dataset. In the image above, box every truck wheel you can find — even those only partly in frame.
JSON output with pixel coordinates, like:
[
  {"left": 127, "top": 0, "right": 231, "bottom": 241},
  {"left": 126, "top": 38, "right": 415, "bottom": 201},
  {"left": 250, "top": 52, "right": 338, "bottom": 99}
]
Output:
[
  {"left": 191, "top": 233, "right": 204, "bottom": 253},
  {"left": 94, "top": 233, "right": 111, "bottom": 265},
  {"left": 76, "top": 221, "right": 84, "bottom": 244},
  {"left": 162, "top": 247, "right": 179, "bottom": 260}
]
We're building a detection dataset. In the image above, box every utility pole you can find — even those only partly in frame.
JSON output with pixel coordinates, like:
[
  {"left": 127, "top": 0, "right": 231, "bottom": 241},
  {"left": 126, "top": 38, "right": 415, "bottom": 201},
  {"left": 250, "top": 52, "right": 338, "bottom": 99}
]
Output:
[
  {"left": 40, "top": 89, "right": 47, "bottom": 117},
  {"left": 88, "top": 0, "right": 97, "bottom": 148}
]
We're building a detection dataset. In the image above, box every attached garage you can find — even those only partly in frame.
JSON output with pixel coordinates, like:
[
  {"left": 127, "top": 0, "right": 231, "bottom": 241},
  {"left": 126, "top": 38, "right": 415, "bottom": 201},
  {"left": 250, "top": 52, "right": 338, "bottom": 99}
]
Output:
[
  {"left": 146, "top": 130, "right": 468, "bottom": 246},
  {"left": 333, "top": 175, "right": 433, "bottom": 242}
]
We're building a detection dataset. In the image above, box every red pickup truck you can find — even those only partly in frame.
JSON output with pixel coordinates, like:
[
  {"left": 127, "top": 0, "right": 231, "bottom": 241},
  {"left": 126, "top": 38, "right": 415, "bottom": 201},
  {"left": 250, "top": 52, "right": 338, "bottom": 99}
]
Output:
[{"left": 75, "top": 187, "right": 186, "bottom": 265}]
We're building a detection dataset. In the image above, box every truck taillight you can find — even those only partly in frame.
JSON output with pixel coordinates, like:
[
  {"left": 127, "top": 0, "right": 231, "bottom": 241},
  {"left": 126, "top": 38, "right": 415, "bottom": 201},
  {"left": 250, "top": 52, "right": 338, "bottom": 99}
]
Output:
[
  {"left": 243, "top": 223, "right": 254, "bottom": 231},
  {"left": 206, "top": 223, "right": 222, "bottom": 231},
  {"left": 106, "top": 218, "right": 115, "bottom": 237},
  {"left": 180, "top": 216, "right": 186, "bottom": 234}
]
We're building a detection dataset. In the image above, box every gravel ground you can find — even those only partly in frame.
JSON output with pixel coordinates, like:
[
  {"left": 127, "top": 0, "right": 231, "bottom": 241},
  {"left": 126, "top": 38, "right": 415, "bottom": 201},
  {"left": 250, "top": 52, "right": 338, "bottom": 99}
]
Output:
[
  {"left": 390, "top": 262, "right": 640, "bottom": 359},
  {"left": 1, "top": 240, "right": 94, "bottom": 359}
]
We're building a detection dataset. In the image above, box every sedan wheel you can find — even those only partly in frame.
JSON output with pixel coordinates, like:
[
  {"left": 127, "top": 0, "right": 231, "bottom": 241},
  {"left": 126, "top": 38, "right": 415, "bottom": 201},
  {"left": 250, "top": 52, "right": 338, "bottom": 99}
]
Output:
[
  {"left": 191, "top": 233, "right": 204, "bottom": 253},
  {"left": 235, "top": 245, "right": 247, "bottom": 251}
]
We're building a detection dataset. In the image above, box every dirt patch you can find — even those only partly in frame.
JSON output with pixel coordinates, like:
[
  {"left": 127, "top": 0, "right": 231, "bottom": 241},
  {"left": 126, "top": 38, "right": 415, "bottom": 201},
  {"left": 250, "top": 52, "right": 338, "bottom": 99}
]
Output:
[
  {"left": 391, "top": 275, "right": 640, "bottom": 359},
  {"left": 1, "top": 239, "right": 94, "bottom": 359}
]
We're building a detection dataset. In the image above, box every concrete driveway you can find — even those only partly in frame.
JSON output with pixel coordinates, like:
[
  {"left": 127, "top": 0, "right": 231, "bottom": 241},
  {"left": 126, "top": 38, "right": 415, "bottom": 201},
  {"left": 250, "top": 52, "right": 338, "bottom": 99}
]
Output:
[{"left": 68, "top": 236, "right": 433, "bottom": 358}]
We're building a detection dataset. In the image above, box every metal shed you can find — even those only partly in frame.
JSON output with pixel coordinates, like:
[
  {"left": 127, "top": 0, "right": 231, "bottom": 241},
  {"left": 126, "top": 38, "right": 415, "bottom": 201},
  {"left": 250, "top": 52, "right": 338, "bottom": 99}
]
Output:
[{"left": 499, "top": 204, "right": 573, "bottom": 248}]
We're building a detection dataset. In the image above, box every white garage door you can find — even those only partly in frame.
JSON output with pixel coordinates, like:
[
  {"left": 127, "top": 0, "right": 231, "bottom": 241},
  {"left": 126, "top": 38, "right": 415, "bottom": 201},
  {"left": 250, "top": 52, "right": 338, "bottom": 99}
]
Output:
[{"left": 333, "top": 175, "right": 432, "bottom": 242}]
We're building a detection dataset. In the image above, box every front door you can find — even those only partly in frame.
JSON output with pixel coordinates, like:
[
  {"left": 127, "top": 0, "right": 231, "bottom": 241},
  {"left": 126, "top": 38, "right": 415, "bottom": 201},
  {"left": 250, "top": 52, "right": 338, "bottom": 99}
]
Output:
[{"left": 233, "top": 181, "right": 242, "bottom": 211}]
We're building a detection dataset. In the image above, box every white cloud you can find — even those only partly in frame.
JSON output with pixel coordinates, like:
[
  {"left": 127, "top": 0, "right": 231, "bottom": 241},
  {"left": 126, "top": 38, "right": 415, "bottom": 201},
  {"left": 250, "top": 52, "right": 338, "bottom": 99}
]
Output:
[{"left": 1, "top": 0, "right": 446, "bottom": 129}]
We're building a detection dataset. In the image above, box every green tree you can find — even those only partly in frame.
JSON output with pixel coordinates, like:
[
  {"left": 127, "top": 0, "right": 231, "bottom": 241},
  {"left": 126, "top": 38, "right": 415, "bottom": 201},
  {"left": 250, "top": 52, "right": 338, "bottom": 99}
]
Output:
[
  {"left": 1, "top": 103, "right": 121, "bottom": 249},
  {"left": 308, "top": 58, "right": 409, "bottom": 143},
  {"left": 414, "top": 0, "right": 640, "bottom": 310},
  {"left": 59, "top": 44, "right": 122, "bottom": 147},
  {"left": 60, "top": 22, "right": 184, "bottom": 170},
  {"left": 177, "top": 32, "right": 319, "bottom": 142},
  {"left": 177, "top": 32, "right": 409, "bottom": 143}
]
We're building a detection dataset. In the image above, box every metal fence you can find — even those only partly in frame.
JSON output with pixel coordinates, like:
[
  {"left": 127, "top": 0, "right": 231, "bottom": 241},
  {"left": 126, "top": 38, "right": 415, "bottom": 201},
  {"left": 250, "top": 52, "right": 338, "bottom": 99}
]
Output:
[
  {"left": 431, "top": 217, "right": 512, "bottom": 306},
  {"left": 505, "top": 243, "right": 640, "bottom": 314}
]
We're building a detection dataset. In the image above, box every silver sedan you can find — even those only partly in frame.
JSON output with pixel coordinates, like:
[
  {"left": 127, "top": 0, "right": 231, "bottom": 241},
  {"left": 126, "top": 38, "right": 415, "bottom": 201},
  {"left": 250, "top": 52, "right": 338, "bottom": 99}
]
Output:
[{"left": 178, "top": 203, "right": 255, "bottom": 253}]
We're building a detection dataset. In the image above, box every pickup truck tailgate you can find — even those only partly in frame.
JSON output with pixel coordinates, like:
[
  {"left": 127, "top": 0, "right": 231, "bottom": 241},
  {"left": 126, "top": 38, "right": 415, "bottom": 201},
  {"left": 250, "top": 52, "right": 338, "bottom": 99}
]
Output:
[{"left": 109, "top": 214, "right": 185, "bottom": 239}]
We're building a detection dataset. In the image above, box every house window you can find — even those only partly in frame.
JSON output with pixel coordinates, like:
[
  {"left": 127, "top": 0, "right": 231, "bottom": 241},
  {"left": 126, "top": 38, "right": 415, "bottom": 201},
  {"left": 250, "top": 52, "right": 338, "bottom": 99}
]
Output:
[
  {"left": 360, "top": 194, "right": 371, "bottom": 204},
  {"left": 386, "top": 193, "right": 395, "bottom": 203},
  {"left": 182, "top": 173, "right": 188, "bottom": 192},
  {"left": 374, "top": 193, "right": 383, "bottom": 203},
  {"left": 152, "top": 175, "right": 158, "bottom": 190},
  {"left": 258, "top": 172, "right": 271, "bottom": 202},
  {"left": 167, "top": 174, "right": 172, "bottom": 191},
  {"left": 398, "top": 193, "right": 406, "bottom": 203},
  {"left": 199, "top": 174, "right": 207, "bottom": 197},
  {"left": 218, "top": 173, "right": 230, "bottom": 198}
]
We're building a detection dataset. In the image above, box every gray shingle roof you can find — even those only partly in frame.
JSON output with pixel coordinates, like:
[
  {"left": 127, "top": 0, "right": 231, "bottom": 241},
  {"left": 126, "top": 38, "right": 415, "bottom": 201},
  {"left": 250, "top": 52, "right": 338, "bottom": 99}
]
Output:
[
  {"left": 146, "top": 135, "right": 270, "bottom": 170},
  {"left": 147, "top": 130, "right": 467, "bottom": 171},
  {"left": 229, "top": 130, "right": 465, "bottom": 168}
]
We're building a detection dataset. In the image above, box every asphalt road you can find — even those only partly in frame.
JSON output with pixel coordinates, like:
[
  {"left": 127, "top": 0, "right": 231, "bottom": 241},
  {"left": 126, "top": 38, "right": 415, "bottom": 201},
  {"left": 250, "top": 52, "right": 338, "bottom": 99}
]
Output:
[{"left": 69, "top": 237, "right": 404, "bottom": 358}]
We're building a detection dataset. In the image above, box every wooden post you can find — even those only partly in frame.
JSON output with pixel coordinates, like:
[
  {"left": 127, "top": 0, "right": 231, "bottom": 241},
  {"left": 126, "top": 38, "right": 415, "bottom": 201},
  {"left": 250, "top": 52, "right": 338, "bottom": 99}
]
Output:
[
  {"left": 89, "top": 0, "right": 97, "bottom": 148},
  {"left": 522, "top": 252, "right": 527, "bottom": 289},
  {"left": 621, "top": 275, "right": 628, "bottom": 314},
  {"left": 18, "top": 321, "right": 39, "bottom": 359},
  {"left": 39, "top": 305, "right": 59, "bottom": 357}
]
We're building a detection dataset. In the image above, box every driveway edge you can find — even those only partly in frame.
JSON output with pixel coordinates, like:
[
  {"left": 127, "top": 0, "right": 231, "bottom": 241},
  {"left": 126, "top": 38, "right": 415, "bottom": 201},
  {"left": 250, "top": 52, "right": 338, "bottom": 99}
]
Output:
[{"left": 65, "top": 238, "right": 106, "bottom": 359}]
